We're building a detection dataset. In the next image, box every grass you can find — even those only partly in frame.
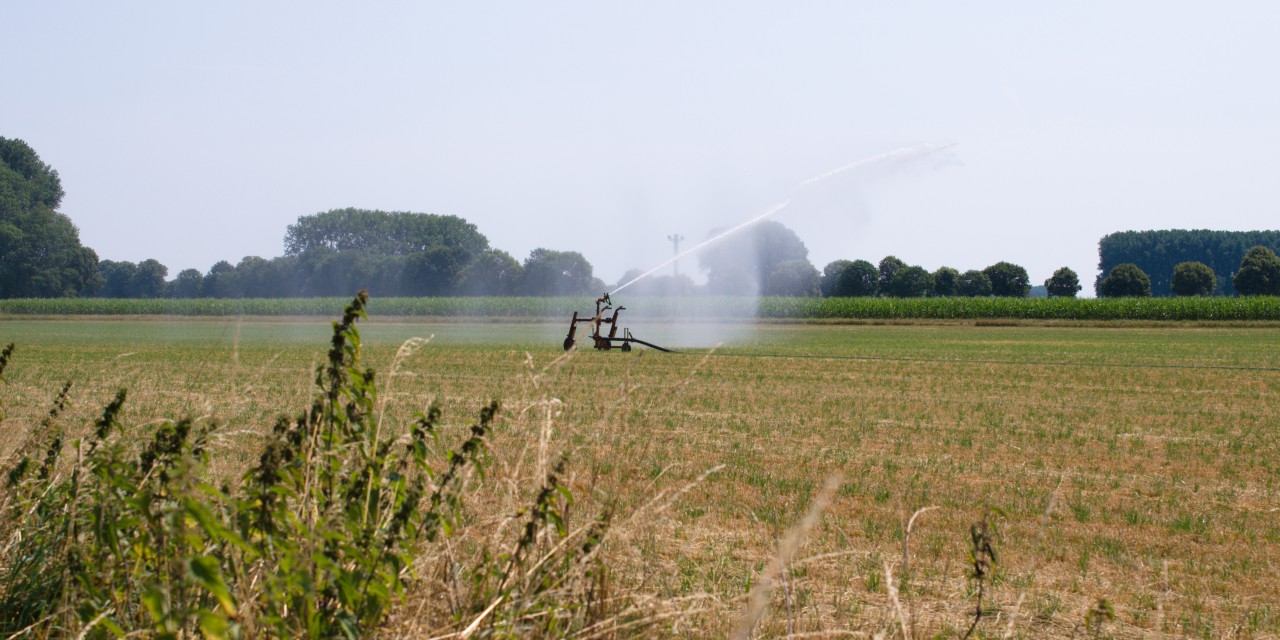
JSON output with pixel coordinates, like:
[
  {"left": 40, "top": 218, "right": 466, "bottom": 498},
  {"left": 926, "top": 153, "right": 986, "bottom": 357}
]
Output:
[{"left": 2, "top": 312, "right": 1279, "bottom": 637}]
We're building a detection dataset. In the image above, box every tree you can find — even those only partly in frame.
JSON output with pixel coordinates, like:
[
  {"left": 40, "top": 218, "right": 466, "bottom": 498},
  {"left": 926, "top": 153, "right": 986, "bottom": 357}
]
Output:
[
  {"left": 131, "top": 259, "right": 168, "bottom": 298},
  {"left": 983, "top": 262, "right": 1031, "bottom": 298},
  {"left": 98, "top": 260, "right": 139, "bottom": 298},
  {"left": 283, "top": 209, "right": 490, "bottom": 297},
  {"left": 764, "top": 259, "right": 820, "bottom": 297},
  {"left": 1098, "top": 263, "right": 1151, "bottom": 297},
  {"left": 284, "top": 209, "right": 489, "bottom": 257},
  {"left": 1232, "top": 246, "right": 1280, "bottom": 296},
  {"left": 888, "top": 265, "right": 934, "bottom": 298},
  {"left": 820, "top": 260, "right": 853, "bottom": 297},
  {"left": 402, "top": 245, "right": 472, "bottom": 296},
  {"left": 1045, "top": 267, "right": 1082, "bottom": 298},
  {"left": 698, "top": 221, "right": 810, "bottom": 295},
  {"left": 0, "top": 137, "right": 101, "bottom": 298},
  {"left": 169, "top": 269, "right": 204, "bottom": 298},
  {"left": 877, "top": 256, "right": 905, "bottom": 294},
  {"left": 821, "top": 259, "right": 879, "bottom": 297},
  {"left": 845, "top": 260, "right": 880, "bottom": 296},
  {"left": 457, "top": 249, "right": 523, "bottom": 296},
  {"left": 203, "top": 260, "right": 240, "bottom": 298},
  {"left": 519, "top": 248, "right": 597, "bottom": 296},
  {"left": 957, "top": 270, "right": 992, "bottom": 297},
  {"left": 236, "top": 256, "right": 289, "bottom": 298},
  {"left": 1171, "top": 261, "right": 1217, "bottom": 297},
  {"left": 932, "top": 267, "right": 960, "bottom": 296},
  {"left": 1099, "top": 229, "right": 1280, "bottom": 296}
]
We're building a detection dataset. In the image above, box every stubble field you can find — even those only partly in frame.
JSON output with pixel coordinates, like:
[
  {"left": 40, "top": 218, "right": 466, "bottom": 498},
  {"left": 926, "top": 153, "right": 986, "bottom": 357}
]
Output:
[{"left": 2, "top": 314, "right": 1278, "bottom": 638}]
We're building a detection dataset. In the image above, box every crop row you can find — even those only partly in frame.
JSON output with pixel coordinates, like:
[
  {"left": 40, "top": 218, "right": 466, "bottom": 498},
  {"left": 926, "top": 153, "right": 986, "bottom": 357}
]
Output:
[
  {"left": 760, "top": 296, "right": 1280, "bottom": 321},
  {"left": 2, "top": 296, "right": 1279, "bottom": 321}
]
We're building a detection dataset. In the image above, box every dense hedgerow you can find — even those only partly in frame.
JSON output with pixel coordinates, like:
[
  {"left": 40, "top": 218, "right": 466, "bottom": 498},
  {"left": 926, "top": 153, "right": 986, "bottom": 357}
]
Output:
[
  {"left": 2, "top": 296, "right": 1279, "bottom": 321},
  {"left": 760, "top": 296, "right": 1280, "bottom": 321}
]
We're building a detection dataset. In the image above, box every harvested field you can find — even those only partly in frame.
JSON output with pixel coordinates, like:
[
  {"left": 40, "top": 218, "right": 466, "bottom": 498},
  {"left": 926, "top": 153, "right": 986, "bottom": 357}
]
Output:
[{"left": 2, "top": 315, "right": 1278, "bottom": 637}]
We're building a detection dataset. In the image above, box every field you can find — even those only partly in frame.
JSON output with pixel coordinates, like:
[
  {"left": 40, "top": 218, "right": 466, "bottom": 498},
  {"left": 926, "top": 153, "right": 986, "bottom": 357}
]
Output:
[{"left": 2, "top": 313, "right": 1280, "bottom": 638}]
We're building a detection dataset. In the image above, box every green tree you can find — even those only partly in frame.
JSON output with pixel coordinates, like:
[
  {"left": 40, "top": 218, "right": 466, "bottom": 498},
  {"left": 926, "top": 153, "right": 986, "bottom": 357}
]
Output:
[
  {"left": 764, "top": 259, "right": 820, "bottom": 296},
  {"left": 1045, "top": 267, "right": 1082, "bottom": 298},
  {"left": 1098, "top": 229, "right": 1280, "bottom": 296},
  {"left": 0, "top": 138, "right": 101, "bottom": 298},
  {"left": 97, "top": 260, "right": 138, "bottom": 298},
  {"left": 168, "top": 268, "right": 204, "bottom": 298},
  {"left": 519, "top": 248, "right": 597, "bottom": 296},
  {"left": 203, "top": 260, "right": 240, "bottom": 298},
  {"left": 236, "top": 256, "right": 292, "bottom": 298},
  {"left": 402, "top": 245, "right": 472, "bottom": 296},
  {"left": 131, "top": 259, "right": 168, "bottom": 298},
  {"left": 877, "top": 256, "right": 906, "bottom": 294},
  {"left": 698, "top": 221, "right": 810, "bottom": 295},
  {"left": 845, "top": 260, "right": 880, "bottom": 296},
  {"left": 458, "top": 249, "right": 523, "bottom": 296},
  {"left": 283, "top": 208, "right": 490, "bottom": 296},
  {"left": 1098, "top": 263, "right": 1152, "bottom": 297},
  {"left": 284, "top": 208, "right": 489, "bottom": 257},
  {"left": 932, "top": 266, "right": 960, "bottom": 296},
  {"left": 957, "top": 270, "right": 992, "bottom": 297},
  {"left": 1232, "top": 246, "right": 1280, "bottom": 296},
  {"left": 821, "top": 259, "right": 879, "bottom": 297},
  {"left": 1170, "top": 261, "right": 1216, "bottom": 297},
  {"left": 887, "top": 265, "right": 934, "bottom": 298},
  {"left": 983, "top": 262, "right": 1031, "bottom": 298},
  {"left": 820, "top": 260, "right": 853, "bottom": 297}
]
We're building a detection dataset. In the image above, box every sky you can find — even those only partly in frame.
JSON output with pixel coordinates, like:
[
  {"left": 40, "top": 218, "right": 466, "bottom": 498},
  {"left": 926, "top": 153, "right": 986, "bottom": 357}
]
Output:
[{"left": 5, "top": 2, "right": 1280, "bottom": 293}]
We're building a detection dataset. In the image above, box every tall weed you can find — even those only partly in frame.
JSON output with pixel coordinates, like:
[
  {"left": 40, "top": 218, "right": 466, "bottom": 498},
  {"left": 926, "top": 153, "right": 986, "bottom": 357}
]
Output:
[{"left": 0, "top": 293, "right": 614, "bottom": 638}]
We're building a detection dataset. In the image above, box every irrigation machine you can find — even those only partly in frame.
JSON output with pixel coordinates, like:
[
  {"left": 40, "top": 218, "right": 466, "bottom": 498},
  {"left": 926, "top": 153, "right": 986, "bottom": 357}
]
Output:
[{"left": 563, "top": 294, "right": 673, "bottom": 352}]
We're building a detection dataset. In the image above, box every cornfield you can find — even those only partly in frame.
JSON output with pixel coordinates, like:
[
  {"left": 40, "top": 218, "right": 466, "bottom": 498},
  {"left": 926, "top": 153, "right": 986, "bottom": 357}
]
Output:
[{"left": 1, "top": 296, "right": 1278, "bottom": 321}]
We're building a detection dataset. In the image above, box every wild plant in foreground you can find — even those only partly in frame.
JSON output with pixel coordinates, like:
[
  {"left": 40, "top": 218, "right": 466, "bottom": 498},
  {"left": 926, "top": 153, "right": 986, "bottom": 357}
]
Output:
[
  {"left": 0, "top": 292, "right": 615, "bottom": 639},
  {"left": 960, "top": 506, "right": 1004, "bottom": 640}
]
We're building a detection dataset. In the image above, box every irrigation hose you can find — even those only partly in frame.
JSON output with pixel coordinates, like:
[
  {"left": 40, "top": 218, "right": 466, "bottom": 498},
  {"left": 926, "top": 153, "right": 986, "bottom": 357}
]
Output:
[{"left": 663, "top": 350, "right": 1280, "bottom": 373}]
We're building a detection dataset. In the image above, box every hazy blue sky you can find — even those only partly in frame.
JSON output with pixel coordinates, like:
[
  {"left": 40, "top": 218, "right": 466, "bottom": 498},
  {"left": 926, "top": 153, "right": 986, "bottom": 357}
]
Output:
[{"left": 6, "top": 2, "right": 1279, "bottom": 291}]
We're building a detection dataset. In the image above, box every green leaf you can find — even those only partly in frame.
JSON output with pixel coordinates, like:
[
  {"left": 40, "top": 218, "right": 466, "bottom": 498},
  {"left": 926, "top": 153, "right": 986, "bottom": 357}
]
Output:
[
  {"left": 189, "top": 555, "right": 237, "bottom": 615},
  {"left": 197, "top": 610, "right": 231, "bottom": 640},
  {"left": 99, "top": 617, "right": 127, "bottom": 638},
  {"left": 141, "top": 586, "right": 167, "bottom": 623},
  {"left": 184, "top": 496, "right": 257, "bottom": 558}
]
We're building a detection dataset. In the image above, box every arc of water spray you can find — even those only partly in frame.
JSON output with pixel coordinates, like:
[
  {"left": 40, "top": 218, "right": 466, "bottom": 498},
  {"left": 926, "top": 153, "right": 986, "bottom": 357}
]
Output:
[{"left": 610, "top": 142, "right": 957, "bottom": 296}]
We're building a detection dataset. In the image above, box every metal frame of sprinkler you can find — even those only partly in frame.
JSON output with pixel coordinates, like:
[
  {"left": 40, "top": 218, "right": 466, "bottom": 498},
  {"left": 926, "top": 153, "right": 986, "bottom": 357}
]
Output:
[{"left": 563, "top": 293, "right": 673, "bottom": 353}]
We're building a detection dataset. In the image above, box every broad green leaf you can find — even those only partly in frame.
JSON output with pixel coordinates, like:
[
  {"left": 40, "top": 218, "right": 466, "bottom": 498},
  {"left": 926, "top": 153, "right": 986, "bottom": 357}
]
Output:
[
  {"left": 189, "top": 555, "right": 236, "bottom": 615},
  {"left": 196, "top": 610, "right": 231, "bottom": 640}
]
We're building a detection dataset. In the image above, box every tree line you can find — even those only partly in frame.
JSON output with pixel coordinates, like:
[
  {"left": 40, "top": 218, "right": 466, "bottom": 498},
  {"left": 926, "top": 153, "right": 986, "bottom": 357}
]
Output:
[
  {"left": 6, "top": 136, "right": 1280, "bottom": 300},
  {"left": 1095, "top": 246, "right": 1280, "bottom": 298},
  {"left": 97, "top": 217, "right": 607, "bottom": 299},
  {"left": 1098, "top": 229, "right": 1280, "bottom": 296}
]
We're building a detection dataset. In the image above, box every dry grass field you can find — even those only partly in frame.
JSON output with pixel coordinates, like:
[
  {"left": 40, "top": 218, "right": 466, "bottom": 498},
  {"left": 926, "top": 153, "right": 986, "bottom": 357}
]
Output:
[{"left": 2, "top": 315, "right": 1279, "bottom": 638}]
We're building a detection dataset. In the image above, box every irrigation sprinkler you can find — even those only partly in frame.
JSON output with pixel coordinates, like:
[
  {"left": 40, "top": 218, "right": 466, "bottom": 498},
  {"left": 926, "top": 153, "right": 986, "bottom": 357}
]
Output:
[{"left": 563, "top": 293, "right": 673, "bottom": 353}]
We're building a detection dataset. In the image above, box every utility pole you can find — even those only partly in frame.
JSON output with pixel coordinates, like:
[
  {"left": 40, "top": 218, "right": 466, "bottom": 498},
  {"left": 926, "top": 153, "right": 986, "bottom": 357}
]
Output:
[{"left": 667, "top": 234, "right": 684, "bottom": 277}]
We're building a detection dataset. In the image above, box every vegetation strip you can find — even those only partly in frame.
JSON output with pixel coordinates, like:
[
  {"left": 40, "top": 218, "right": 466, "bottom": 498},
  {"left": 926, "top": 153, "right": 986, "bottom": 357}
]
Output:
[
  {"left": 2, "top": 295, "right": 1280, "bottom": 321},
  {"left": 703, "top": 350, "right": 1280, "bottom": 372}
]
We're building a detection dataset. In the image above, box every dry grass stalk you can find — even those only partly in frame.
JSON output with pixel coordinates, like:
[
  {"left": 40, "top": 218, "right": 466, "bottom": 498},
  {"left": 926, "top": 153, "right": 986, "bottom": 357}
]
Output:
[
  {"left": 901, "top": 505, "right": 938, "bottom": 585},
  {"left": 884, "top": 560, "right": 910, "bottom": 640},
  {"left": 1002, "top": 592, "right": 1025, "bottom": 639},
  {"left": 730, "top": 473, "right": 843, "bottom": 640}
]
